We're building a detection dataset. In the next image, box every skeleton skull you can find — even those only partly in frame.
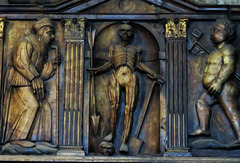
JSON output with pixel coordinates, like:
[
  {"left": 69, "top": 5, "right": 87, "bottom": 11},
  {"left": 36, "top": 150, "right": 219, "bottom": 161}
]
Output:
[{"left": 118, "top": 24, "right": 134, "bottom": 42}]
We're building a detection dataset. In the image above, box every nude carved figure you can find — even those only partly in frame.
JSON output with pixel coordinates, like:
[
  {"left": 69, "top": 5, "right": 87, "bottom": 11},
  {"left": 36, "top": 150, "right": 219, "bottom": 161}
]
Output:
[{"left": 190, "top": 18, "right": 240, "bottom": 144}]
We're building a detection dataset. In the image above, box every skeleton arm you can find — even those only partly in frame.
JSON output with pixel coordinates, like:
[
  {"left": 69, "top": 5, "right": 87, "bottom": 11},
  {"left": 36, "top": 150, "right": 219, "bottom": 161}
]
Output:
[
  {"left": 88, "top": 46, "right": 113, "bottom": 75},
  {"left": 135, "top": 50, "right": 164, "bottom": 83}
]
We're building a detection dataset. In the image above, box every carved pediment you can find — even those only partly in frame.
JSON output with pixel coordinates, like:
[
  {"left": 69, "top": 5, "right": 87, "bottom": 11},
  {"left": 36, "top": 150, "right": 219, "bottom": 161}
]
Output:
[
  {"left": 0, "top": 0, "right": 237, "bottom": 15},
  {"left": 65, "top": 0, "right": 172, "bottom": 14},
  {"left": 8, "top": 0, "right": 62, "bottom": 4},
  {"left": 62, "top": 0, "right": 192, "bottom": 14}
]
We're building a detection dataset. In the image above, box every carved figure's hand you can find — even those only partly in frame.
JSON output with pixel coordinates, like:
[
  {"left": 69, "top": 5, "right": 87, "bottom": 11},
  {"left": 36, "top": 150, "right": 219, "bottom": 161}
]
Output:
[
  {"left": 153, "top": 73, "right": 164, "bottom": 84},
  {"left": 147, "top": 74, "right": 164, "bottom": 84},
  {"left": 87, "top": 67, "right": 98, "bottom": 76},
  {"left": 52, "top": 55, "right": 61, "bottom": 69},
  {"left": 32, "top": 77, "right": 44, "bottom": 101},
  {"left": 207, "top": 78, "right": 223, "bottom": 97}
]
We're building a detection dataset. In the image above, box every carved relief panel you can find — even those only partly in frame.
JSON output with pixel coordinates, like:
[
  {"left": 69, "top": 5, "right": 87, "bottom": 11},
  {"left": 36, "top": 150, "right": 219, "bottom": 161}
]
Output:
[
  {"left": 0, "top": 0, "right": 240, "bottom": 161},
  {"left": 187, "top": 19, "right": 240, "bottom": 157},
  {"left": 87, "top": 22, "right": 165, "bottom": 155},
  {"left": 0, "top": 18, "right": 63, "bottom": 154}
]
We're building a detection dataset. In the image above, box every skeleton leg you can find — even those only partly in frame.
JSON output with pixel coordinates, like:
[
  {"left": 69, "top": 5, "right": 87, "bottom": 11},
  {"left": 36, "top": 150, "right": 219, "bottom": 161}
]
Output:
[
  {"left": 120, "top": 74, "right": 137, "bottom": 152},
  {"left": 104, "top": 73, "right": 120, "bottom": 142}
]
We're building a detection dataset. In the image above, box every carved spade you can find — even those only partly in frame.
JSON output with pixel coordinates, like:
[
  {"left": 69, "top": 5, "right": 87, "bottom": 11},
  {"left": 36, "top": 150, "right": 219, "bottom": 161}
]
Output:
[
  {"left": 130, "top": 74, "right": 163, "bottom": 154},
  {"left": 91, "top": 114, "right": 100, "bottom": 135}
]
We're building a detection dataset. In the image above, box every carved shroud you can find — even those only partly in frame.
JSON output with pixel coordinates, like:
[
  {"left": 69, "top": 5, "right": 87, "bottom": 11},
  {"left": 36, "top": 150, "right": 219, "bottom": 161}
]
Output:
[{"left": 1, "top": 34, "right": 54, "bottom": 144}]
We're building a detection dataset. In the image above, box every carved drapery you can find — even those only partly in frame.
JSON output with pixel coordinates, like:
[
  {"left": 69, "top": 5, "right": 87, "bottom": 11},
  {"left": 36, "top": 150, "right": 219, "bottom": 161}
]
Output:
[
  {"left": 164, "top": 18, "right": 191, "bottom": 156},
  {"left": 62, "top": 18, "right": 87, "bottom": 147}
]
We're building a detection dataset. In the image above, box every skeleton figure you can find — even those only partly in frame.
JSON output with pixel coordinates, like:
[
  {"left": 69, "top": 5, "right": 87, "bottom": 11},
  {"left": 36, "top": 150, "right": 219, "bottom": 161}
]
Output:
[
  {"left": 89, "top": 24, "right": 163, "bottom": 153},
  {"left": 190, "top": 18, "right": 240, "bottom": 143}
]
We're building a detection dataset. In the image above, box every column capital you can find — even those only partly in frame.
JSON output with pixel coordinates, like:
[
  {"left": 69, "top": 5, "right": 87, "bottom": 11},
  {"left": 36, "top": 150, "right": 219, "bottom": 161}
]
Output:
[
  {"left": 164, "top": 18, "right": 188, "bottom": 39},
  {"left": 63, "top": 18, "right": 88, "bottom": 41},
  {"left": 0, "top": 18, "right": 6, "bottom": 39}
]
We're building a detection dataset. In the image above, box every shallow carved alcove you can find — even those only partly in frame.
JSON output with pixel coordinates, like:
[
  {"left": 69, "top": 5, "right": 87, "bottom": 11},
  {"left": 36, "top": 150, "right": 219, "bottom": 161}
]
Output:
[{"left": 89, "top": 22, "right": 162, "bottom": 155}]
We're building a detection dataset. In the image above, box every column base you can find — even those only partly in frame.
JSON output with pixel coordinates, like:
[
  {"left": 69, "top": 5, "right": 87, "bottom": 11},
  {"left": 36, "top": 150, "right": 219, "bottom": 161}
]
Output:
[
  {"left": 164, "top": 148, "right": 192, "bottom": 157},
  {"left": 57, "top": 146, "right": 85, "bottom": 156}
]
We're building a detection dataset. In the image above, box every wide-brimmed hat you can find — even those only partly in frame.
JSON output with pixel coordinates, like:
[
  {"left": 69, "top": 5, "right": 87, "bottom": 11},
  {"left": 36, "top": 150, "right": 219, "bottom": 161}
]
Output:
[{"left": 33, "top": 18, "right": 53, "bottom": 33}]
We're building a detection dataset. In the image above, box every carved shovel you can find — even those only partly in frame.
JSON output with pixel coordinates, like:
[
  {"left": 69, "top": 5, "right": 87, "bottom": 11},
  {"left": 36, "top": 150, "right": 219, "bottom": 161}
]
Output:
[{"left": 130, "top": 74, "right": 163, "bottom": 154}]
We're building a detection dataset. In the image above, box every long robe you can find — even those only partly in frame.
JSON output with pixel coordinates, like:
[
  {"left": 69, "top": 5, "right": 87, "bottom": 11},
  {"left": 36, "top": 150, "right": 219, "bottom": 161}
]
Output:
[{"left": 1, "top": 34, "right": 55, "bottom": 144}]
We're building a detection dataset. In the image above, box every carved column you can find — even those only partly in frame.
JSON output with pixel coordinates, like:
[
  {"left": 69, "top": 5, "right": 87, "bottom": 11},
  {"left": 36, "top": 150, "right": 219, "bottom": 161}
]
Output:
[
  {"left": 59, "top": 18, "right": 87, "bottom": 154},
  {"left": 163, "top": 18, "right": 191, "bottom": 157},
  {"left": 0, "top": 18, "right": 5, "bottom": 112}
]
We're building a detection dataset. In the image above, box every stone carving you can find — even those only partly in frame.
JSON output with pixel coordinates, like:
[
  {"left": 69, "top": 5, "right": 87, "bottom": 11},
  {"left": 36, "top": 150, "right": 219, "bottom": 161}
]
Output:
[
  {"left": 190, "top": 18, "right": 240, "bottom": 144},
  {"left": 189, "top": 28, "right": 210, "bottom": 56},
  {"left": 88, "top": 24, "right": 163, "bottom": 155},
  {"left": 63, "top": 18, "right": 87, "bottom": 40},
  {"left": 165, "top": 18, "right": 188, "bottom": 38},
  {"left": 164, "top": 17, "right": 191, "bottom": 156},
  {"left": 0, "top": 18, "right": 5, "bottom": 38},
  {"left": 118, "top": 0, "right": 136, "bottom": 12},
  {"left": 62, "top": 18, "right": 87, "bottom": 148},
  {"left": 1, "top": 18, "right": 61, "bottom": 155}
]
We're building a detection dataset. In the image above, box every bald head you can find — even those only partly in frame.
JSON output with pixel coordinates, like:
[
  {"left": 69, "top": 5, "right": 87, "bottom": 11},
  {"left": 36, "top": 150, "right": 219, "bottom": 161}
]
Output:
[
  {"left": 118, "top": 24, "right": 134, "bottom": 43},
  {"left": 119, "top": 24, "right": 133, "bottom": 31}
]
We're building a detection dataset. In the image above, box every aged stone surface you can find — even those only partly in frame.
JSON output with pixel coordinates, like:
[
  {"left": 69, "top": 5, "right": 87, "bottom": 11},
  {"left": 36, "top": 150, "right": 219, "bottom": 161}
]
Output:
[
  {"left": 8, "top": 0, "right": 62, "bottom": 4},
  {"left": 191, "top": 0, "right": 240, "bottom": 5},
  {"left": 61, "top": 18, "right": 86, "bottom": 149},
  {"left": 190, "top": 18, "right": 240, "bottom": 148},
  {"left": 0, "top": 155, "right": 239, "bottom": 162},
  {"left": 88, "top": 24, "right": 163, "bottom": 155},
  {"left": 1, "top": 18, "right": 60, "bottom": 155},
  {"left": 165, "top": 18, "right": 188, "bottom": 38},
  {"left": 163, "top": 18, "right": 191, "bottom": 157},
  {"left": 1, "top": 0, "right": 240, "bottom": 161}
]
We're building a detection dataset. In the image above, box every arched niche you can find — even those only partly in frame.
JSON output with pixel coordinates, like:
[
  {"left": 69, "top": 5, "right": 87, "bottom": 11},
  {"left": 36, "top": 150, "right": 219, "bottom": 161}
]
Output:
[{"left": 89, "top": 22, "right": 163, "bottom": 155}]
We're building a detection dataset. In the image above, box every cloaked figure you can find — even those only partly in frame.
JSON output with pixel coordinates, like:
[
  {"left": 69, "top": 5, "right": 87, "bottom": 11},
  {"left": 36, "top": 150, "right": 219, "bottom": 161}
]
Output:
[{"left": 1, "top": 18, "right": 61, "bottom": 153}]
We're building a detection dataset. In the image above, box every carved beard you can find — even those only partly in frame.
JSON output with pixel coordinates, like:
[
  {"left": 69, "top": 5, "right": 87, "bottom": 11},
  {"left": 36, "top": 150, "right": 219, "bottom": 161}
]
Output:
[{"left": 39, "top": 35, "right": 53, "bottom": 48}]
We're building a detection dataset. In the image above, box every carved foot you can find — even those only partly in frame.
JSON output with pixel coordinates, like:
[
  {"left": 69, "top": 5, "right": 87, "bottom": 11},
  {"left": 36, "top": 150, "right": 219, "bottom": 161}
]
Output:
[
  {"left": 99, "top": 141, "right": 115, "bottom": 156},
  {"left": 119, "top": 143, "right": 128, "bottom": 153},
  {"left": 189, "top": 128, "right": 210, "bottom": 136},
  {"left": 35, "top": 141, "right": 57, "bottom": 148},
  {"left": 103, "top": 133, "right": 113, "bottom": 142},
  {"left": 10, "top": 140, "right": 35, "bottom": 148}
]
